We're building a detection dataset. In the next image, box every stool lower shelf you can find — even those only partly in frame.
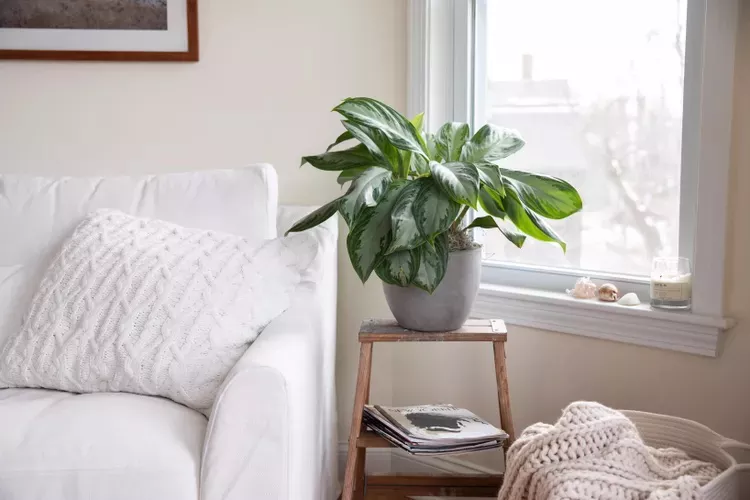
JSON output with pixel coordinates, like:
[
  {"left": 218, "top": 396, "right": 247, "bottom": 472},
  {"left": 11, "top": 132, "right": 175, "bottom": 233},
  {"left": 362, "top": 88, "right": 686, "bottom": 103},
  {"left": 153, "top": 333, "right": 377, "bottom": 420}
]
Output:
[
  {"left": 341, "top": 319, "right": 514, "bottom": 500},
  {"left": 363, "top": 474, "right": 504, "bottom": 499}
]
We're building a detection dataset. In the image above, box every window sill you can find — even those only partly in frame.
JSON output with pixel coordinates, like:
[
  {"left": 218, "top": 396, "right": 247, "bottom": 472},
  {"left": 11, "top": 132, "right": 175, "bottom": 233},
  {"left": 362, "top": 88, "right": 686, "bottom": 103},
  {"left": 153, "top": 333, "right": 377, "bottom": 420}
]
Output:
[{"left": 472, "top": 284, "right": 735, "bottom": 357}]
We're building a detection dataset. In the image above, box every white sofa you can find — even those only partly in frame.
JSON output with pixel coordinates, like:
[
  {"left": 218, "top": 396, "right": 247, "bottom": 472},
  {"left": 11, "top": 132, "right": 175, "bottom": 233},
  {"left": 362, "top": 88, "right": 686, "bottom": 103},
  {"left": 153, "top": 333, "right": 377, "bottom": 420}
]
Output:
[{"left": 0, "top": 165, "right": 338, "bottom": 500}]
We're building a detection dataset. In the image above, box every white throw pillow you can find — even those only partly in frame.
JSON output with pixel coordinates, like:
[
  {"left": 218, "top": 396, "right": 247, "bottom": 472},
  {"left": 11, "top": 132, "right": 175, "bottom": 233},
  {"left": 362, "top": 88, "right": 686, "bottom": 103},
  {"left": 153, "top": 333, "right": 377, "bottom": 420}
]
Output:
[{"left": 0, "top": 210, "right": 317, "bottom": 415}]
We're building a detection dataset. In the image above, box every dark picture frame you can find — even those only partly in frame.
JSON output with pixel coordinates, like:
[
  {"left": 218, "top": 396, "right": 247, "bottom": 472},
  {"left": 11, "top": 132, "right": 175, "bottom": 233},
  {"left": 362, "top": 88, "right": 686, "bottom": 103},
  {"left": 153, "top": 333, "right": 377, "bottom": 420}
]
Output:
[{"left": 0, "top": 0, "right": 198, "bottom": 62}]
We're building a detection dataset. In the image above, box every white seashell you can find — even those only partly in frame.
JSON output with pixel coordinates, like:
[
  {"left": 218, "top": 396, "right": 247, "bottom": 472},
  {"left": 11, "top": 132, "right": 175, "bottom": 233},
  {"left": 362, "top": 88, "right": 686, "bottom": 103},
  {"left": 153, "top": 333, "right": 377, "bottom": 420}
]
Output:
[
  {"left": 566, "top": 277, "right": 597, "bottom": 299},
  {"left": 617, "top": 292, "right": 641, "bottom": 306},
  {"left": 597, "top": 283, "right": 619, "bottom": 302}
]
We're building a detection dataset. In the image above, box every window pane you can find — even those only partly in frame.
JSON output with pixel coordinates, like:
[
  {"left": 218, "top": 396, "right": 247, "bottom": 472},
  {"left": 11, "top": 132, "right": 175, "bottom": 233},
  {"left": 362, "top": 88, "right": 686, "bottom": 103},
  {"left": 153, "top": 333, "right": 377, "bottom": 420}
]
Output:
[{"left": 477, "top": 0, "right": 687, "bottom": 276}]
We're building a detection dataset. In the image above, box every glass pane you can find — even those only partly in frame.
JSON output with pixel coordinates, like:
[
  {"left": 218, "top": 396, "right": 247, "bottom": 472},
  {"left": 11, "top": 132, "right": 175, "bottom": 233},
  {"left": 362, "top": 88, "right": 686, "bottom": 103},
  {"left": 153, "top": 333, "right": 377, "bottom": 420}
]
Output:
[{"left": 477, "top": 0, "right": 687, "bottom": 277}]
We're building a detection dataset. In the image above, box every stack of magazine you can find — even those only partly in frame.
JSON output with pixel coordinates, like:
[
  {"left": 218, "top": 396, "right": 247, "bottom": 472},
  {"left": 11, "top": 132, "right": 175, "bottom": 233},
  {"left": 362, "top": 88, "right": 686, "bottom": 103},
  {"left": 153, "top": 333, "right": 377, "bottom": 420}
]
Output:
[{"left": 363, "top": 404, "right": 508, "bottom": 455}]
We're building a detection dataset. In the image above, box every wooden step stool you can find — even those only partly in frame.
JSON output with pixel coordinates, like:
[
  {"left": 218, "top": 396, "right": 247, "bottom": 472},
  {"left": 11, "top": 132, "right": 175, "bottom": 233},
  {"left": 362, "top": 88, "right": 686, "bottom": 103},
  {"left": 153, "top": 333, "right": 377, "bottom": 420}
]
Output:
[{"left": 341, "top": 319, "right": 514, "bottom": 500}]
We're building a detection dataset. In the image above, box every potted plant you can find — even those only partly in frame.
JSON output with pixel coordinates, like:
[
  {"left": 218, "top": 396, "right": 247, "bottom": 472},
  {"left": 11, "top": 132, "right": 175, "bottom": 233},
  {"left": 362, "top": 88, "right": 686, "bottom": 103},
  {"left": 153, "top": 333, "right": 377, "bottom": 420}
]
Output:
[{"left": 288, "top": 97, "right": 582, "bottom": 331}]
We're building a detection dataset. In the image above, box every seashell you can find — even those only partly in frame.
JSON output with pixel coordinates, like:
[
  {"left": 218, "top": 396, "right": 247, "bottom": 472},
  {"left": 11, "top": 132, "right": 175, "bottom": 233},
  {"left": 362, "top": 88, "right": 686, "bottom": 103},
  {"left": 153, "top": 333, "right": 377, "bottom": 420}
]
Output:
[
  {"left": 597, "top": 283, "right": 619, "bottom": 302},
  {"left": 566, "top": 277, "right": 597, "bottom": 299},
  {"left": 617, "top": 292, "right": 641, "bottom": 306}
]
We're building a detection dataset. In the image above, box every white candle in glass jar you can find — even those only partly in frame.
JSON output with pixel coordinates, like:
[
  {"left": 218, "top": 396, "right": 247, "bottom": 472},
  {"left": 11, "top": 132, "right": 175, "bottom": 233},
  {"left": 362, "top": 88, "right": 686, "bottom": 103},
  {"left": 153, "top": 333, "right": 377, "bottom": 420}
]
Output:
[
  {"left": 650, "top": 273, "right": 692, "bottom": 301},
  {"left": 650, "top": 257, "right": 692, "bottom": 310}
]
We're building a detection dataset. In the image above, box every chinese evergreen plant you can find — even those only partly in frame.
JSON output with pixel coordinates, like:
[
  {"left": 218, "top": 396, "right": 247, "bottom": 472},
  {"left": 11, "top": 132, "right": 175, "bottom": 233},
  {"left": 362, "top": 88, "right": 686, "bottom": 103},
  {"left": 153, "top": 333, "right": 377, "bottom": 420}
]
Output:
[{"left": 288, "top": 97, "right": 582, "bottom": 293}]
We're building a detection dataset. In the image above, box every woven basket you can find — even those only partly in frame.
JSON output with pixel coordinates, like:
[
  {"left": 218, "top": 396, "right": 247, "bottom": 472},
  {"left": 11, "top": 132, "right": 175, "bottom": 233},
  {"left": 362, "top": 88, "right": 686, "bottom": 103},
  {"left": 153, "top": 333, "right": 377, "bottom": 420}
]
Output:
[{"left": 622, "top": 410, "right": 750, "bottom": 500}]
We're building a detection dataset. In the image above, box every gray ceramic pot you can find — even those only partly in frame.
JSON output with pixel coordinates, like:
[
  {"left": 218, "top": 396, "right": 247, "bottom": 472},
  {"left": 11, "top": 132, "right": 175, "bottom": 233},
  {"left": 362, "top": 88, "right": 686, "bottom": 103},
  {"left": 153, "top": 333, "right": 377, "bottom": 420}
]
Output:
[{"left": 383, "top": 246, "right": 482, "bottom": 332}]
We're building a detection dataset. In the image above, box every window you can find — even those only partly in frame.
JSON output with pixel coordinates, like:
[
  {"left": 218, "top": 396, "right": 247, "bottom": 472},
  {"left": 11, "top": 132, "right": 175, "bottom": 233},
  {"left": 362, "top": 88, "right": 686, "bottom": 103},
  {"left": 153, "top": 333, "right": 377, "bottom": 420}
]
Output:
[
  {"left": 477, "top": 0, "right": 685, "bottom": 277},
  {"left": 408, "top": 0, "right": 737, "bottom": 355}
]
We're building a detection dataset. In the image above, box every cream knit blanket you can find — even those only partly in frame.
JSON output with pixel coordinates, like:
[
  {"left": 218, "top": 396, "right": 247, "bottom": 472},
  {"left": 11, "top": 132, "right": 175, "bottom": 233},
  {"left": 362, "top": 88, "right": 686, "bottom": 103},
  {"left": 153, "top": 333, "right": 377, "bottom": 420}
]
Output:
[{"left": 498, "top": 402, "right": 721, "bottom": 500}]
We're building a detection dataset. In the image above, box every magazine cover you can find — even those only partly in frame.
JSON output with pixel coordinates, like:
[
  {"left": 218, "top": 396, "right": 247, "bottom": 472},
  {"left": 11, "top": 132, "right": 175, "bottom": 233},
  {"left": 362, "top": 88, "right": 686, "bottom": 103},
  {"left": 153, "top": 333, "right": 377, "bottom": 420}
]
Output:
[{"left": 373, "top": 404, "right": 507, "bottom": 442}]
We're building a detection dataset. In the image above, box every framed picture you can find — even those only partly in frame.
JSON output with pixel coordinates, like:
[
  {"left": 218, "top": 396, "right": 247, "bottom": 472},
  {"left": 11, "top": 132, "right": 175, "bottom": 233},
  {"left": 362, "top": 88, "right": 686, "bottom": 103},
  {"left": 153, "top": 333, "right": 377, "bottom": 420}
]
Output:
[{"left": 0, "top": 0, "right": 198, "bottom": 61}]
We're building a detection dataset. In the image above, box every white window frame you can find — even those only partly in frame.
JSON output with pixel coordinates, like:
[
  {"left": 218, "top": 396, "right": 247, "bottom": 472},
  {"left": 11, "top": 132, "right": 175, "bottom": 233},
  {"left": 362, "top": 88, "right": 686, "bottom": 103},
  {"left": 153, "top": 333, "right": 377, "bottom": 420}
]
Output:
[{"left": 408, "top": 0, "right": 737, "bottom": 356}]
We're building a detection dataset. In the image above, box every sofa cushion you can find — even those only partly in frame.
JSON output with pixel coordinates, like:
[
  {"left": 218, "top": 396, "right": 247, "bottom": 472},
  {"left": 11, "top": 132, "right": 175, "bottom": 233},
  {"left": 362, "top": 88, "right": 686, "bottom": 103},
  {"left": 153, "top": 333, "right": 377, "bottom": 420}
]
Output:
[
  {"left": 0, "top": 209, "right": 317, "bottom": 415},
  {"left": 0, "top": 166, "right": 278, "bottom": 353},
  {"left": 0, "top": 389, "right": 206, "bottom": 500}
]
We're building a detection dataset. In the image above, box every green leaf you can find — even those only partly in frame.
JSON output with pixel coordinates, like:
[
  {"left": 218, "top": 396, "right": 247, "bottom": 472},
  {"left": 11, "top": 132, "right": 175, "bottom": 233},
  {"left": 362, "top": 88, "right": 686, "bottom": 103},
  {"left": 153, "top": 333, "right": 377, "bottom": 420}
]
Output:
[
  {"left": 478, "top": 187, "right": 506, "bottom": 218},
  {"left": 436, "top": 122, "right": 471, "bottom": 162},
  {"left": 476, "top": 163, "right": 505, "bottom": 196},
  {"left": 346, "top": 183, "right": 406, "bottom": 282},
  {"left": 387, "top": 181, "right": 425, "bottom": 254},
  {"left": 376, "top": 249, "right": 420, "bottom": 286},
  {"left": 465, "top": 215, "right": 498, "bottom": 230},
  {"left": 339, "top": 167, "right": 393, "bottom": 225},
  {"left": 397, "top": 150, "right": 411, "bottom": 179},
  {"left": 337, "top": 166, "right": 369, "bottom": 186},
  {"left": 341, "top": 121, "right": 396, "bottom": 170},
  {"left": 501, "top": 169, "right": 582, "bottom": 219},
  {"left": 413, "top": 234, "right": 449, "bottom": 293},
  {"left": 411, "top": 112, "right": 425, "bottom": 132},
  {"left": 412, "top": 179, "right": 461, "bottom": 240},
  {"left": 429, "top": 161, "right": 480, "bottom": 208},
  {"left": 301, "top": 144, "right": 378, "bottom": 171},
  {"left": 285, "top": 199, "right": 340, "bottom": 235},
  {"left": 334, "top": 97, "right": 428, "bottom": 159},
  {"left": 504, "top": 184, "right": 566, "bottom": 251},
  {"left": 465, "top": 215, "right": 526, "bottom": 249},
  {"left": 326, "top": 130, "right": 354, "bottom": 152},
  {"left": 499, "top": 228, "right": 527, "bottom": 249},
  {"left": 460, "top": 125, "right": 525, "bottom": 163}
]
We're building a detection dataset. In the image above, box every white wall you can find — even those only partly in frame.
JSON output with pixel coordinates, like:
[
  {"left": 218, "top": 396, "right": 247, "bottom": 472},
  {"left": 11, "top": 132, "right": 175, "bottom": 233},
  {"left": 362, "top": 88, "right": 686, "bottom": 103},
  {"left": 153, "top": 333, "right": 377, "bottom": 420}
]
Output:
[{"left": 2, "top": 0, "right": 749, "bottom": 476}]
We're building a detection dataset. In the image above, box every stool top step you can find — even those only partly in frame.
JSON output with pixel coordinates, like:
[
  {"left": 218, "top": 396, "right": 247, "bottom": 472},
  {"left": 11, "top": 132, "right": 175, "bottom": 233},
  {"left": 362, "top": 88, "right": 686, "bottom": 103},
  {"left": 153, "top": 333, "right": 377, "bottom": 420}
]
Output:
[{"left": 359, "top": 319, "right": 507, "bottom": 342}]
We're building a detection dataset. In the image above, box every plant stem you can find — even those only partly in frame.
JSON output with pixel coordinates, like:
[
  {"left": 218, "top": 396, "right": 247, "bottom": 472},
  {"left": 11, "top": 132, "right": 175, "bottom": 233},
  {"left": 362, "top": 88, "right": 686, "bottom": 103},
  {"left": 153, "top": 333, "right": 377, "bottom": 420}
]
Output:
[{"left": 452, "top": 206, "right": 470, "bottom": 231}]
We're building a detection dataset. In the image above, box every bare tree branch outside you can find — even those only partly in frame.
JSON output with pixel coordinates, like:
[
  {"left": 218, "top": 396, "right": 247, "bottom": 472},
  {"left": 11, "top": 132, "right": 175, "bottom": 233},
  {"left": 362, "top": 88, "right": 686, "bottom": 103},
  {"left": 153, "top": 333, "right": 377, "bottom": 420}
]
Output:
[{"left": 0, "top": 0, "right": 168, "bottom": 30}]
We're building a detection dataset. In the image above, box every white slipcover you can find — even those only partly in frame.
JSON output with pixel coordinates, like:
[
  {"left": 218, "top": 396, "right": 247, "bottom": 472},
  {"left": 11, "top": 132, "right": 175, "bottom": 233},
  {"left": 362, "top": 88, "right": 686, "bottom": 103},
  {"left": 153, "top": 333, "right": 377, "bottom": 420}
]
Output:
[{"left": 0, "top": 166, "right": 338, "bottom": 500}]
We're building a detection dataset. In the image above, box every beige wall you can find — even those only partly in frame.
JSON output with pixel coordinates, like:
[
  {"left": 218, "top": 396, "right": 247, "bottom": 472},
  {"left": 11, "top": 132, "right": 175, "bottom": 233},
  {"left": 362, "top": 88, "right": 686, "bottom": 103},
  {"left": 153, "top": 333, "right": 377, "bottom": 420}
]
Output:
[
  {"left": 1, "top": 0, "right": 748, "bottom": 473},
  {"left": 0, "top": 0, "right": 404, "bottom": 441}
]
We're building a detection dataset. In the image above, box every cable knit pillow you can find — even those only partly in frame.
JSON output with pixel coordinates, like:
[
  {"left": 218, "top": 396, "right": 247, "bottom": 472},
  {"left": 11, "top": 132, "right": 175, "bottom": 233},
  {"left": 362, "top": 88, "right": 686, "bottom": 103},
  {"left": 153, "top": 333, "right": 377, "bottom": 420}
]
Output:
[{"left": 0, "top": 209, "right": 317, "bottom": 415}]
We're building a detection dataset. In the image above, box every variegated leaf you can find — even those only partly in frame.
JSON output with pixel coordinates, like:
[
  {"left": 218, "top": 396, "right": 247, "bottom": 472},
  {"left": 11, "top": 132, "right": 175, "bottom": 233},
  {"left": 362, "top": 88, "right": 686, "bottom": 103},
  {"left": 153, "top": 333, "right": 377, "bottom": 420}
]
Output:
[
  {"left": 430, "top": 161, "right": 480, "bottom": 208},
  {"left": 326, "top": 130, "right": 354, "bottom": 151},
  {"left": 436, "top": 122, "right": 471, "bottom": 162},
  {"left": 413, "top": 234, "right": 449, "bottom": 293},
  {"left": 504, "top": 184, "right": 566, "bottom": 251},
  {"left": 412, "top": 179, "right": 460, "bottom": 240},
  {"left": 460, "top": 125, "right": 525, "bottom": 163},
  {"left": 476, "top": 163, "right": 505, "bottom": 196},
  {"left": 334, "top": 97, "right": 428, "bottom": 159},
  {"left": 337, "top": 166, "right": 369, "bottom": 186},
  {"left": 301, "top": 144, "right": 377, "bottom": 171},
  {"left": 501, "top": 168, "right": 582, "bottom": 219},
  {"left": 285, "top": 199, "right": 340, "bottom": 235},
  {"left": 465, "top": 215, "right": 526, "bottom": 248},
  {"left": 426, "top": 133, "right": 441, "bottom": 161},
  {"left": 387, "top": 181, "right": 425, "bottom": 254},
  {"left": 410, "top": 153, "right": 430, "bottom": 176},
  {"left": 346, "top": 184, "right": 406, "bottom": 282},
  {"left": 342, "top": 120, "right": 403, "bottom": 172},
  {"left": 339, "top": 167, "right": 393, "bottom": 225},
  {"left": 376, "top": 249, "right": 420, "bottom": 286}
]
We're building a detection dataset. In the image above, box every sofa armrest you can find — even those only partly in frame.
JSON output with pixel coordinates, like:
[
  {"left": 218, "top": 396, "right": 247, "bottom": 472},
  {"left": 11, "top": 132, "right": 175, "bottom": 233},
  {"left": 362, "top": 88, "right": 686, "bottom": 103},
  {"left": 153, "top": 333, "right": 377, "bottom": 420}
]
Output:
[
  {"left": 200, "top": 304, "right": 319, "bottom": 500},
  {"left": 201, "top": 212, "right": 338, "bottom": 500}
]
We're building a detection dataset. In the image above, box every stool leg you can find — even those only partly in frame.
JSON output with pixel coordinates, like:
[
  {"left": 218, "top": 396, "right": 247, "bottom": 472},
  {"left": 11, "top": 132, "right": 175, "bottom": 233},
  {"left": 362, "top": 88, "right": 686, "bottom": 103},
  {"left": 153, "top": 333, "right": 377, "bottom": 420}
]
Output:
[
  {"left": 342, "top": 342, "right": 373, "bottom": 500},
  {"left": 493, "top": 341, "right": 515, "bottom": 450},
  {"left": 352, "top": 448, "right": 366, "bottom": 500}
]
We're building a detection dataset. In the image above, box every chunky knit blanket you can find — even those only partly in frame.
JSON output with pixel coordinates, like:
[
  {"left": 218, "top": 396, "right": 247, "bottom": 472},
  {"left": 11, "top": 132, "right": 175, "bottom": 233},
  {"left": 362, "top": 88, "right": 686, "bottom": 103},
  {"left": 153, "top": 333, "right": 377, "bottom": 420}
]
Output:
[{"left": 498, "top": 402, "right": 721, "bottom": 500}]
